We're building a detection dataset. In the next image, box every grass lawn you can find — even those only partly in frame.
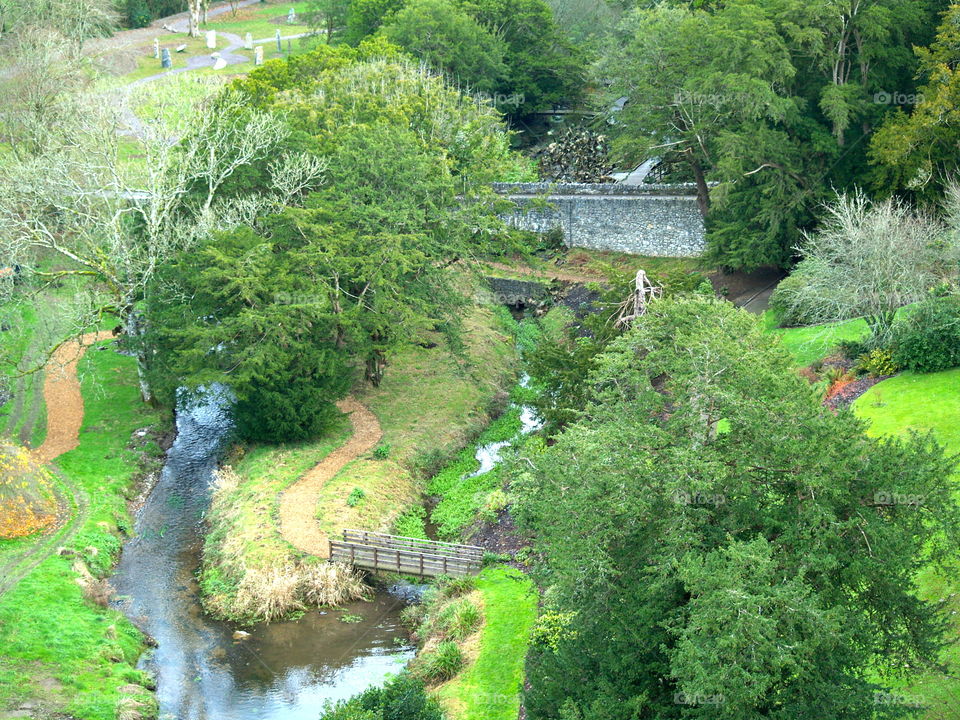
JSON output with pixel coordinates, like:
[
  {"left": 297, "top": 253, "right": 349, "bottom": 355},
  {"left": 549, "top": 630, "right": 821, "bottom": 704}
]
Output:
[
  {"left": 200, "top": 0, "right": 313, "bottom": 40},
  {"left": 854, "top": 369, "right": 960, "bottom": 718},
  {"left": 0, "top": 343, "right": 164, "bottom": 719},
  {"left": 763, "top": 312, "right": 869, "bottom": 367},
  {"left": 434, "top": 566, "right": 537, "bottom": 720}
]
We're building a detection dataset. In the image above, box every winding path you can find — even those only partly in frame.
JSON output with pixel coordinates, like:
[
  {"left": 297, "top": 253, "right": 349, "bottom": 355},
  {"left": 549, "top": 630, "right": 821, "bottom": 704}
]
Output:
[
  {"left": 279, "top": 398, "right": 382, "bottom": 558},
  {"left": 0, "top": 332, "right": 112, "bottom": 597}
]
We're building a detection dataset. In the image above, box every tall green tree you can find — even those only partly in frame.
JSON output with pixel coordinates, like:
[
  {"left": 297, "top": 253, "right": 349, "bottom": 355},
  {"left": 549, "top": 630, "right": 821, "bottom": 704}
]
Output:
[
  {"left": 380, "top": 0, "right": 507, "bottom": 93},
  {"left": 516, "top": 297, "right": 960, "bottom": 719},
  {"left": 145, "top": 226, "right": 353, "bottom": 442},
  {"left": 871, "top": 3, "right": 960, "bottom": 201}
]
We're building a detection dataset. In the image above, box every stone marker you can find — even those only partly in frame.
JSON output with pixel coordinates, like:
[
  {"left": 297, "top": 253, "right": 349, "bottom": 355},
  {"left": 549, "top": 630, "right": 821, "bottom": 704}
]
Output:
[
  {"left": 161, "top": 47, "right": 172, "bottom": 69},
  {"left": 287, "top": 39, "right": 291, "bottom": 53},
  {"left": 254, "top": 45, "right": 264, "bottom": 65},
  {"left": 153, "top": 38, "right": 160, "bottom": 59},
  {"left": 275, "top": 29, "right": 282, "bottom": 52},
  {"left": 244, "top": 32, "right": 253, "bottom": 50},
  {"left": 213, "top": 57, "right": 228, "bottom": 70},
  {"left": 288, "top": 7, "right": 296, "bottom": 23},
  {"left": 206, "top": 30, "right": 216, "bottom": 49},
  {"left": 175, "top": 44, "right": 187, "bottom": 53}
]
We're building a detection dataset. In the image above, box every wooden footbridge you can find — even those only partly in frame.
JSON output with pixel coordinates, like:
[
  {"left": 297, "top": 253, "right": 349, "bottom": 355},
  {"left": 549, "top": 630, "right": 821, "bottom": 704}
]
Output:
[{"left": 329, "top": 530, "right": 484, "bottom": 578}]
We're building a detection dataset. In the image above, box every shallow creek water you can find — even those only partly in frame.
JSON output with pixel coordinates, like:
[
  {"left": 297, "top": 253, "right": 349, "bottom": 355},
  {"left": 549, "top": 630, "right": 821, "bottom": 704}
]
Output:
[{"left": 110, "top": 388, "right": 415, "bottom": 720}]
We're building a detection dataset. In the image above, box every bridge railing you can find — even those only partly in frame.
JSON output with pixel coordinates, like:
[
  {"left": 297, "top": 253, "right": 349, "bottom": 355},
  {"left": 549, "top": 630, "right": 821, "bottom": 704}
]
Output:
[{"left": 330, "top": 530, "right": 484, "bottom": 578}]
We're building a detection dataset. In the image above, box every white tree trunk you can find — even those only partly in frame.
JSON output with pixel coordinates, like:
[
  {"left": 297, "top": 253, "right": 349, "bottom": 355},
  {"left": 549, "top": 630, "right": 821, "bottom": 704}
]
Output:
[{"left": 188, "top": 0, "right": 201, "bottom": 37}]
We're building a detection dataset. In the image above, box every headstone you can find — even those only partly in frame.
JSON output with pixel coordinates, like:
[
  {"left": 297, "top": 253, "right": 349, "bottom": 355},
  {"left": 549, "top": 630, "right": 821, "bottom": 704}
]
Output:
[
  {"left": 287, "top": 39, "right": 291, "bottom": 53},
  {"left": 275, "top": 29, "right": 282, "bottom": 52},
  {"left": 153, "top": 38, "right": 160, "bottom": 59},
  {"left": 161, "top": 47, "right": 172, "bottom": 69},
  {"left": 287, "top": 7, "right": 295, "bottom": 23},
  {"left": 175, "top": 44, "right": 187, "bottom": 53},
  {"left": 244, "top": 32, "right": 253, "bottom": 50},
  {"left": 254, "top": 45, "right": 264, "bottom": 65},
  {"left": 206, "top": 30, "right": 216, "bottom": 49},
  {"left": 213, "top": 57, "right": 228, "bottom": 70}
]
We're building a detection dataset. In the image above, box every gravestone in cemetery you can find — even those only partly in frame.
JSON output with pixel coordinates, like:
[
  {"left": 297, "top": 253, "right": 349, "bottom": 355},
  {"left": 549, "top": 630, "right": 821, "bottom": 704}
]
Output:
[
  {"left": 254, "top": 46, "right": 264, "bottom": 65},
  {"left": 275, "top": 29, "right": 282, "bottom": 52},
  {"left": 206, "top": 30, "right": 216, "bottom": 49},
  {"left": 288, "top": 7, "right": 296, "bottom": 23},
  {"left": 153, "top": 38, "right": 160, "bottom": 58},
  {"left": 161, "top": 48, "right": 172, "bottom": 69},
  {"left": 244, "top": 32, "right": 253, "bottom": 49}
]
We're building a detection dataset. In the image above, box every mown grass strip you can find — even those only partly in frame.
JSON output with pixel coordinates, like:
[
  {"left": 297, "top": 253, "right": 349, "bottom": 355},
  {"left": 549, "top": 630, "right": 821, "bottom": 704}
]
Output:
[{"left": 435, "top": 565, "right": 537, "bottom": 720}]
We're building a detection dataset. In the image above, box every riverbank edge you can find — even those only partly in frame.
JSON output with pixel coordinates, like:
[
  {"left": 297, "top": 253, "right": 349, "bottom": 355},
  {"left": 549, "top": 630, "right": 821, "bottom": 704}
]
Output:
[
  {"left": 197, "top": 305, "right": 521, "bottom": 624},
  {"left": 0, "top": 341, "right": 169, "bottom": 719}
]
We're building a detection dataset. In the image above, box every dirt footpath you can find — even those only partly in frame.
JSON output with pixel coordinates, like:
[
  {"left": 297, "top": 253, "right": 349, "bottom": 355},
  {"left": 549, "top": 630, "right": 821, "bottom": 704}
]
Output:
[
  {"left": 279, "top": 398, "right": 382, "bottom": 558},
  {"left": 34, "top": 331, "right": 113, "bottom": 465}
]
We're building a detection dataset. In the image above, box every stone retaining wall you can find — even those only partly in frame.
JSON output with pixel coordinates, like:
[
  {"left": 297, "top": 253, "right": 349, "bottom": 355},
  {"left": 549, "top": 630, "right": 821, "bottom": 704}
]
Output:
[{"left": 494, "top": 182, "right": 705, "bottom": 257}]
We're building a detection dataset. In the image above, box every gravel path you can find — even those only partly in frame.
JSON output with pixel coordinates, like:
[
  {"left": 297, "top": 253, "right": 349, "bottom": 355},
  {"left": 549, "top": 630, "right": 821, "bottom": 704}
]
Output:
[{"left": 279, "top": 398, "right": 382, "bottom": 558}]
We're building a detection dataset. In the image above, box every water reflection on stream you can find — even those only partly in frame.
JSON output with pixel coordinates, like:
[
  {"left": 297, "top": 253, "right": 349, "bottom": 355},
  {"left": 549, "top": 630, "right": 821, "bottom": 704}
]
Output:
[{"left": 111, "top": 387, "right": 415, "bottom": 720}]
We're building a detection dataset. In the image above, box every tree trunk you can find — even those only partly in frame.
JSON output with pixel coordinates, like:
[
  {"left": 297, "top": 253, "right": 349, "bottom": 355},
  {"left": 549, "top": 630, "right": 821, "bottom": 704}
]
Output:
[
  {"left": 124, "top": 310, "right": 155, "bottom": 404},
  {"left": 188, "top": 0, "right": 201, "bottom": 37},
  {"left": 689, "top": 153, "right": 710, "bottom": 218},
  {"left": 365, "top": 350, "right": 385, "bottom": 387}
]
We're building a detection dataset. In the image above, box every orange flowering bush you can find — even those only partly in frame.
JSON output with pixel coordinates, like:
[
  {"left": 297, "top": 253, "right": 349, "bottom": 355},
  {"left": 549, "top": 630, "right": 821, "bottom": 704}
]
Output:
[{"left": 0, "top": 439, "right": 57, "bottom": 538}]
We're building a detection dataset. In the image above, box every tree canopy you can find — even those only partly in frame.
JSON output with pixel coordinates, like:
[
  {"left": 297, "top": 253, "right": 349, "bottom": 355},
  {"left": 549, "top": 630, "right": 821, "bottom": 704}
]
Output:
[{"left": 516, "top": 297, "right": 960, "bottom": 719}]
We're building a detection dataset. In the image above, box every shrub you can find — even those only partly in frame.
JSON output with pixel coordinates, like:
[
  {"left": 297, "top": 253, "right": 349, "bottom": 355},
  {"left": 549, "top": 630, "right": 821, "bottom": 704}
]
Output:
[
  {"left": 346, "top": 487, "right": 366, "bottom": 507},
  {"left": 855, "top": 349, "right": 900, "bottom": 378},
  {"left": 768, "top": 272, "right": 816, "bottom": 327},
  {"left": 480, "top": 488, "right": 510, "bottom": 520},
  {"left": 321, "top": 673, "right": 444, "bottom": 720},
  {"left": 412, "top": 640, "right": 464, "bottom": 682},
  {"left": 373, "top": 443, "right": 391, "bottom": 459},
  {"left": 394, "top": 505, "right": 429, "bottom": 538},
  {"left": 837, "top": 338, "right": 873, "bottom": 361},
  {"left": 891, "top": 294, "right": 960, "bottom": 373},
  {"left": 125, "top": 0, "right": 152, "bottom": 28},
  {"left": 0, "top": 440, "right": 57, "bottom": 539},
  {"left": 435, "top": 574, "right": 476, "bottom": 599}
]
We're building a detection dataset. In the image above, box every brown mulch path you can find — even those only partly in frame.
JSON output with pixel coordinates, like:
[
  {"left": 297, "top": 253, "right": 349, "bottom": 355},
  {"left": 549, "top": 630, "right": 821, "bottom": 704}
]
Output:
[
  {"left": 278, "top": 398, "right": 382, "bottom": 558},
  {"left": 825, "top": 375, "right": 892, "bottom": 410},
  {"left": 34, "top": 331, "right": 114, "bottom": 465}
]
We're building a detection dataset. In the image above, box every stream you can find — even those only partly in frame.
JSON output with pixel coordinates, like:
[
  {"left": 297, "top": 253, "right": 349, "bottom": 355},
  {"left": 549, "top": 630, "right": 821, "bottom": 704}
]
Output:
[
  {"left": 110, "top": 387, "right": 415, "bottom": 720},
  {"left": 110, "top": 372, "right": 540, "bottom": 718}
]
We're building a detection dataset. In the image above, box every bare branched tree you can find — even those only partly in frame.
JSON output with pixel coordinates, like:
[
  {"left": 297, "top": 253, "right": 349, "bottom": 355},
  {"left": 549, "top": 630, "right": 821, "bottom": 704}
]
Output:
[
  {"left": 0, "top": 87, "right": 326, "bottom": 400},
  {"left": 774, "top": 189, "right": 960, "bottom": 342}
]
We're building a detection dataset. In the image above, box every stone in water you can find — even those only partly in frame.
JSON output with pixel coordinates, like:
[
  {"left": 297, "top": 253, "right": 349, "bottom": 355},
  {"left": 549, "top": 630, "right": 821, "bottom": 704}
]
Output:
[
  {"left": 206, "top": 30, "right": 216, "bottom": 49},
  {"left": 161, "top": 47, "right": 173, "bottom": 69},
  {"left": 244, "top": 32, "right": 253, "bottom": 50},
  {"left": 254, "top": 45, "right": 264, "bottom": 65}
]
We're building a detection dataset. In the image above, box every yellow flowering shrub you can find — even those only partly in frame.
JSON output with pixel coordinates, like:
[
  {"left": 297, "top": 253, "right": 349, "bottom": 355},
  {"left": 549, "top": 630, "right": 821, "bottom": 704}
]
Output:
[{"left": 0, "top": 439, "right": 57, "bottom": 538}]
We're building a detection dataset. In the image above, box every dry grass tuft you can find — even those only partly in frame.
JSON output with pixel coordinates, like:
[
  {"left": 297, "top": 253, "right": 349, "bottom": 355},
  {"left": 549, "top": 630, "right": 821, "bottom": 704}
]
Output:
[
  {"left": 233, "top": 565, "right": 304, "bottom": 623},
  {"left": 300, "top": 561, "right": 369, "bottom": 606}
]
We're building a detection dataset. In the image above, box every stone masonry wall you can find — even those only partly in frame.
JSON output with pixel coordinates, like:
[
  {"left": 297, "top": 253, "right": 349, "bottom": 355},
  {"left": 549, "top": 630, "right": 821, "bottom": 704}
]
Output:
[{"left": 493, "top": 182, "right": 705, "bottom": 257}]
